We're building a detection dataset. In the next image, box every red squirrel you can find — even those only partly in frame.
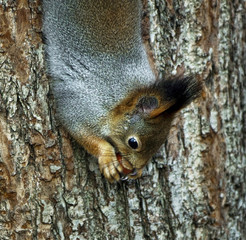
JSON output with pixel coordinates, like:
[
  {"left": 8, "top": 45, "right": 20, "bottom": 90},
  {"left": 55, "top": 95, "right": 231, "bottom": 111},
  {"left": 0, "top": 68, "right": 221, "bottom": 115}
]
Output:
[{"left": 43, "top": 0, "right": 202, "bottom": 182}]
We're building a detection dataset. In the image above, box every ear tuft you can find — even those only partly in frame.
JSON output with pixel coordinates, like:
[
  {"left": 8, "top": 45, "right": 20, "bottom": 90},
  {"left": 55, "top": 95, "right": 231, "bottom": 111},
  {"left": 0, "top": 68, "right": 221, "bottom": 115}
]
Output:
[{"left": 154, "top": 76, "right": 203, "bottom": 113}]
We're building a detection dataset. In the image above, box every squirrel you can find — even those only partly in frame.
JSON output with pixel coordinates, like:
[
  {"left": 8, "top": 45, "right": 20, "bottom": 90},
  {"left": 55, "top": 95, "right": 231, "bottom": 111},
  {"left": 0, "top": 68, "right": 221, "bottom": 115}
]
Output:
[{"left": 43, "top": 0, "right": 203, "bottom": 183}]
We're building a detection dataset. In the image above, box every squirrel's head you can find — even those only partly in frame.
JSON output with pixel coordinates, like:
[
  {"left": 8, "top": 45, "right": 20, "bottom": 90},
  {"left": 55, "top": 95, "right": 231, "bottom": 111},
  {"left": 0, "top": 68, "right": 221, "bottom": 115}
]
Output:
[{"left": 107, "top": 76, "right": 203, "bottom": 179}]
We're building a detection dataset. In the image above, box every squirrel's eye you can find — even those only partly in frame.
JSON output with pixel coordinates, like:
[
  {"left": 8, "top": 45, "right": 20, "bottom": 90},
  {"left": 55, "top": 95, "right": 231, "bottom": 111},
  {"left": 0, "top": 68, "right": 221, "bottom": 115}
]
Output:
[{"left": 128, "top": 137, "right": 139, "bottom": 149}]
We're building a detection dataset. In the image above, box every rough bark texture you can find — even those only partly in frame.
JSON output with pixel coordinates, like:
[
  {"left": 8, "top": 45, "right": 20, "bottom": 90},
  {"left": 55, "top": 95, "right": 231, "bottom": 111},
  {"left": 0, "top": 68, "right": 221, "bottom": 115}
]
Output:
[{"left": 0, "top": 0, "right": 245, "bottom": 239}]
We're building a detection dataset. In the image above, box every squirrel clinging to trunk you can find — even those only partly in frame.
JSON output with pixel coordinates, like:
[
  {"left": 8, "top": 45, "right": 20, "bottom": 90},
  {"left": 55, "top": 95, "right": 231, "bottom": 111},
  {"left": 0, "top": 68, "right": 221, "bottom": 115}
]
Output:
[{"left": 43, "top": 0, "right": 203, "bottom": 182}]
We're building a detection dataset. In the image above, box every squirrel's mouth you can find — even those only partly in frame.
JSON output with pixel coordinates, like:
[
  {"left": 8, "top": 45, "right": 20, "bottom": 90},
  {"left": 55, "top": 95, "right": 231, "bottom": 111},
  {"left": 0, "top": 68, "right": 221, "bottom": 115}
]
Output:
[
  {"left": 116, "top": 152, "right": 137, "bottom": 176},
  {"left": 106, "top": 136, "right": 138, "bottom": 178}
]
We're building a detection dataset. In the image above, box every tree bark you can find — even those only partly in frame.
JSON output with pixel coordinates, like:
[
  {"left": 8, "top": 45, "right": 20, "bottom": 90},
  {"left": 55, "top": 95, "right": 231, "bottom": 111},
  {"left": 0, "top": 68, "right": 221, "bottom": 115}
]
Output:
[{"left": 0, "top": 0, "right": 245, "bottom": 239}]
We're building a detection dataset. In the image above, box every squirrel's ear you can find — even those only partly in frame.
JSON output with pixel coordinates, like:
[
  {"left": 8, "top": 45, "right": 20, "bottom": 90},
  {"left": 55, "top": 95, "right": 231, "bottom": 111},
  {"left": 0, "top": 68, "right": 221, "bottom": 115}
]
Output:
[
  {"left": 136, "top": 76, "right": 202, "bottom": 118},
  {"left": 136, "top": 96, "right": 158, "bottom": 114},
  {"left": 136, "top": 96, "right": 175, "bottom": 118},
  {"left": 154, "top": 76, "right": 203, "bottom": 114}
]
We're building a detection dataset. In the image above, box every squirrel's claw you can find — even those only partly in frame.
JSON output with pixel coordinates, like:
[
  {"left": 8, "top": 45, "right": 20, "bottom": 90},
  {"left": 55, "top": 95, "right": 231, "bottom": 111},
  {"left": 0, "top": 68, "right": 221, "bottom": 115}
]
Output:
[
  {"left": 98, "top": 154, "right": 123, "bottom": 183},
  {"left": 120, "top": 175, "right": 129, "bottom": 181},
  {"left": 128, "top": 168, "right": 143, "bottom": 179}
]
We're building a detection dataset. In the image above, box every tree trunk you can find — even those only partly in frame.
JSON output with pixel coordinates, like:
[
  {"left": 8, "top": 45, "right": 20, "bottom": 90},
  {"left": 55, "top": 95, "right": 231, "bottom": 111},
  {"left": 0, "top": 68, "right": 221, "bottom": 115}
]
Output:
[{"left": 0, "top": 0, "right": 245, "bottom": 239}]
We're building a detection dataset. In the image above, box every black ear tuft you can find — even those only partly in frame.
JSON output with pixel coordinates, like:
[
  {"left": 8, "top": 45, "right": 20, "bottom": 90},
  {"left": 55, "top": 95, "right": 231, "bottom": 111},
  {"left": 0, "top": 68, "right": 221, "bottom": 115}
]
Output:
[{"left": 155, "top": 76, "right": 203, "bottom": 113}]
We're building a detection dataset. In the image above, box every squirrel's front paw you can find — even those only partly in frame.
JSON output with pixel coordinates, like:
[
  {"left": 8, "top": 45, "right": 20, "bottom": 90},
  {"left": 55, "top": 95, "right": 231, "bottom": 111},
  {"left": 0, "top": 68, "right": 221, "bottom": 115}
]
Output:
[{"left": 98, "top": 150, "right": 123, "bottom": 183}]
